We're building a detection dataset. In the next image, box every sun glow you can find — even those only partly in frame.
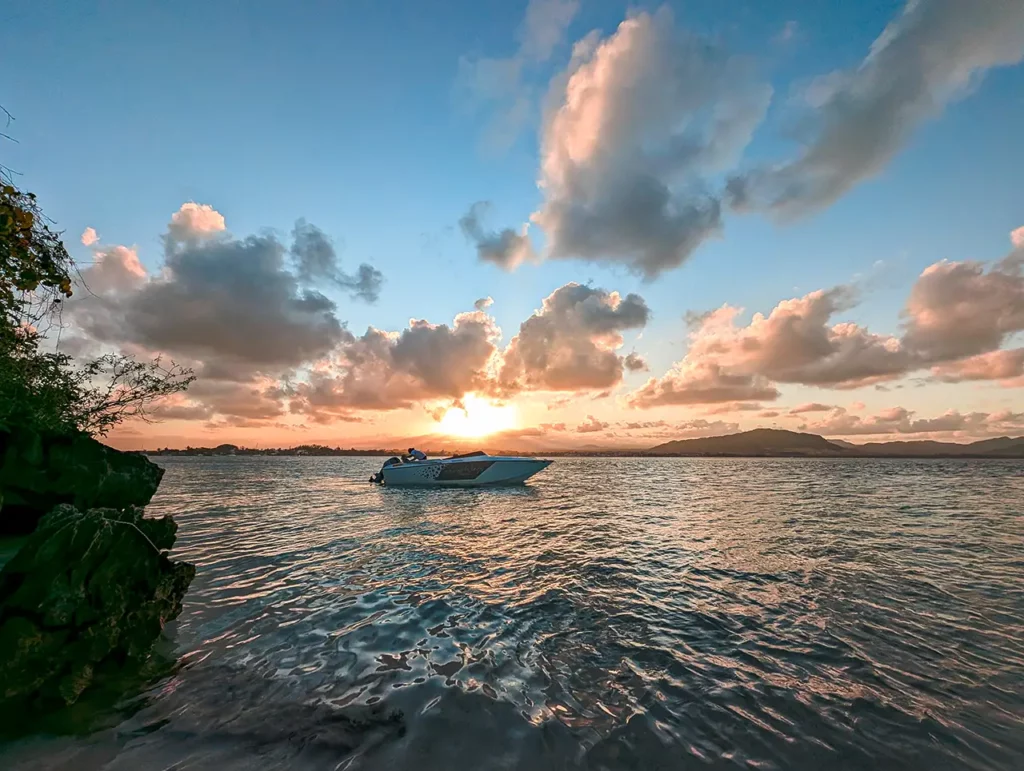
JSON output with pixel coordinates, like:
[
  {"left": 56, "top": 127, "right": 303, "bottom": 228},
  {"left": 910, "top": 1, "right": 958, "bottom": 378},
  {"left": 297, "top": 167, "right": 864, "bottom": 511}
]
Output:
[{"left": 437, "top": 395, "right": 518, "bottom": 437}]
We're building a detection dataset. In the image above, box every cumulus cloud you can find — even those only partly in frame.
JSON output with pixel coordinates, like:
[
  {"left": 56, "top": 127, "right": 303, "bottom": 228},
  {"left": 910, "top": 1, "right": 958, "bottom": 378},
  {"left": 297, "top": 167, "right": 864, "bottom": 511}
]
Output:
[
  {"left": 81, "top": 245, "right": 147, "bottom": 294},
  {"left": 804, "top": 406, "right": 1024, "bottom": 438},
  {"left": 539, "top": 421, "right": 568, "bottom": 432},
  {"left": 184, "top": 379, "right": 287, "bottom": 420},
  {"left": 456, "top": 0, "right": 579, "bottom": 149},
  {"left": 463, "top": 2, "right": 1023, "bottom": 282},
  {"left": 631, "top": 235, "right": 1024, "bottom": 409},
  {"left": 80, "top": 227, "right": 99, "bottom": 246},
  {"left": 729, "top": 0, "right": 1024, "bottom": 217},
  {"left": 629, "top": 361, "right": 780, "bottom": 407},
  {"left": 121, "top": 235, "right": 345, "bottom": 369},
  {"left": 289, "top": 311, "right": 501, "bottom": 419},
  {"left": 63, "top": 203, "right": 389, "bottom": 427},
  {"left": 902, "top": 257, "right": 1024, "bottom": 362},
  {"left": 930, "top": 349, "right": 1024, "bottom": 383},
  {"left": 623, "top": 352, "right": 648, "bottom": 372},
  {"left": 291, "top": 220, "right": 383, "bottom": 302},
  {"left": 630, "top": 418, "right": 741, "bottom": 439},
  {"left": 527, "top": 7, "right": 771, "bottom": 278},
  {"left": 621, "top": 420, "right": 668, "bottom": 430},
  {"left": 576, "top": 414, "right": 609, "bottom": 433},
  {"left": 630, "top": 287, "right": 908, "bottom": 407},
  {"left": 497, "top": 283, "right": 649, "bottom": 393},
  {"left": 474, "top": 296, "right": 494, "bottom": 311},
  {"left": 1012, "top": 226, "right": 1024, "bottom": 249},
  {"left": 148, "top": 398, "right": 214, "bottom": 422},
  {"left": 69, "top": 203, "right": 384, "bottom": 376},
  {"left": 692, "top": 290, "right": 911, "bottom": 388},
  {"left": 459, "top": 202, "right": 535, "bottom": 269},
  {"left": 166, "top": 201, "right": 226, "bottom": 246}
]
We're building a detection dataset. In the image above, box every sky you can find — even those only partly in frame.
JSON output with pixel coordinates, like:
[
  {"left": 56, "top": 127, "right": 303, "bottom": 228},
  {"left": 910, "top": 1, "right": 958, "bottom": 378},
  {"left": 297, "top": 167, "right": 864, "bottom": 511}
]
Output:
[{"left": 2, "top": 0, "right": 1023, "bottom": 450}]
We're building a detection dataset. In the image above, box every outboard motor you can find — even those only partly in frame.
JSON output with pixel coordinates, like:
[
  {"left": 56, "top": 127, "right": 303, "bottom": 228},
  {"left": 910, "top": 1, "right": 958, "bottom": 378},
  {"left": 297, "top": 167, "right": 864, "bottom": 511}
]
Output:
[{"left": 370, "top": 457, "right": 402, "bottom": 484}]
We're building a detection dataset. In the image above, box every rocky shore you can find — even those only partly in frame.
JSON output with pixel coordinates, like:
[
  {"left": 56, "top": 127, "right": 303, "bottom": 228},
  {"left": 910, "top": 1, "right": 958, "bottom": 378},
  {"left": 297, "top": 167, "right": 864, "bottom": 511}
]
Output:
[{"left": 0, "top": 426, "right": 195, "bottom": 710}]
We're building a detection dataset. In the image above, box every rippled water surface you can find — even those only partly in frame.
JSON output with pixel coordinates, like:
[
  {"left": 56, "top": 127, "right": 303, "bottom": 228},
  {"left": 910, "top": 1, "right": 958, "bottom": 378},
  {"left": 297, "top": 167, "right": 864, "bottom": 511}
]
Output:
[{"left": 4, "top": 457, "right": 1024, "bottom": 770}]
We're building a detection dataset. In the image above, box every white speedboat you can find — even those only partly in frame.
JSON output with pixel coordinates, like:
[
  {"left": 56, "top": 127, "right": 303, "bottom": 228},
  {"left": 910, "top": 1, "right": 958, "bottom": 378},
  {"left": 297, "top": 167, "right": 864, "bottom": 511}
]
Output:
[{"left": 370, "top": 451, "right": 552, "bottom": 487}]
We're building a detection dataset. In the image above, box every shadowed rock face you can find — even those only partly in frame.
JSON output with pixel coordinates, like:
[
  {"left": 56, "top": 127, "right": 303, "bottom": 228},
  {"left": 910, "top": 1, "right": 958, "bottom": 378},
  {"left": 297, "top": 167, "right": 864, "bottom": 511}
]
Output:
[
  {"left": 0, "top": 504, "right": 195, "bottom": 709},
  {"left": 0, "top": 427, "right": 164, "bottom": 534}
]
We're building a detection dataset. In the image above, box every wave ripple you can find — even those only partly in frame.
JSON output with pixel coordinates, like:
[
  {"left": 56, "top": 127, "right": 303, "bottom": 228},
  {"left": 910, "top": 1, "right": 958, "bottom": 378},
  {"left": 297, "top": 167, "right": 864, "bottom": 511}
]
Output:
[{"left": 3, "top": 457, "right": 1023, "bottom": 770}]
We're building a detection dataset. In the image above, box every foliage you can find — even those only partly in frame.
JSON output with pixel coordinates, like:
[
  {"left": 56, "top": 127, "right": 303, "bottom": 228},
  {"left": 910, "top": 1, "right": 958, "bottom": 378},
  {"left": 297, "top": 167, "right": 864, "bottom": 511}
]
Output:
[
  {"left": 0, "top": 170, "right": 194, "bottom": 436},
  {"left": 0, "top": 330, "right": 195, "bottom": 435},
  {"left": 0, "top": 183, "right": 73, "bottom": 344}
]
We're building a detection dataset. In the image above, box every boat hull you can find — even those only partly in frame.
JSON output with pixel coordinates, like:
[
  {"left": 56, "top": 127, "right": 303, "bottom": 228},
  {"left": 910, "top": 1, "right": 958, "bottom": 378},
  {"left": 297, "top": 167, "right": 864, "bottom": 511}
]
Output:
[{"left": 380, "top": 458, "right": 551, "bottom": 487}]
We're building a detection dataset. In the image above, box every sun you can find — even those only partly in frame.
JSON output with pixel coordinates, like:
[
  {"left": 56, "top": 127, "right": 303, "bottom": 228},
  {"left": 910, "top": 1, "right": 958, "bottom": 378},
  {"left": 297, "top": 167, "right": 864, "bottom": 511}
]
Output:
[{"left": 437, "top": 394, "right": 518, "bottom": 438}]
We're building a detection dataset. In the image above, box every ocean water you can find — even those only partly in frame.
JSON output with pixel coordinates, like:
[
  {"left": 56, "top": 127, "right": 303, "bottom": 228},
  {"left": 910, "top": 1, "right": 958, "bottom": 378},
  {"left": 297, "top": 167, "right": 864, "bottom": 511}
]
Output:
[{"left": 2, "top": 457, "right": 1023, "bottom": 770}]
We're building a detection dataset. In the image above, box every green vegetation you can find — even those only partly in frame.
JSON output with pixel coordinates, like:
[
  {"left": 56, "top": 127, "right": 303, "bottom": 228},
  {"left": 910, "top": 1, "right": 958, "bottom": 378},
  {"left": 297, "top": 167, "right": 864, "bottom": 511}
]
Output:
[{"left": 1, "top": 165, "right": 193, "bottom": 435}]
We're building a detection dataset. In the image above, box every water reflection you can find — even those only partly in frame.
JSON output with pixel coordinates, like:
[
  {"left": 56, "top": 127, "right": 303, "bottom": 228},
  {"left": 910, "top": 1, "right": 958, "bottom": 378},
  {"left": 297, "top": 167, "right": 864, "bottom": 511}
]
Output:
[{"left": 2, "top": 457, "right": 1022, "bottom": 770}]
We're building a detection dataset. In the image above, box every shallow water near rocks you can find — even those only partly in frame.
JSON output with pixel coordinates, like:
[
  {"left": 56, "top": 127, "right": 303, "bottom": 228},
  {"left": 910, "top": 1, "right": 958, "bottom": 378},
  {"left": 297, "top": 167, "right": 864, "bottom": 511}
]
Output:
[{"left": 2, "top": 456, "right": 1023, "bottom": 770}]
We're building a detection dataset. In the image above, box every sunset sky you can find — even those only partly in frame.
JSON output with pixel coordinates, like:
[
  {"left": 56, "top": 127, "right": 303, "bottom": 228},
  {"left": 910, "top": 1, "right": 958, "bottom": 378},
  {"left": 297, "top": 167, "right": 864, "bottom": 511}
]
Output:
[{"left": 4, "top": 0, "right": 1023, "bottom": 450}]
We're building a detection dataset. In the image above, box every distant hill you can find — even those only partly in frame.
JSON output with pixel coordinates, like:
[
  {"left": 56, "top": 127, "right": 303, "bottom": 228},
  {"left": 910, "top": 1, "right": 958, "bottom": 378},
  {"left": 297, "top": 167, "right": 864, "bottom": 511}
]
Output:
[
  {"left": 844, "top": 436, "right": 1024, "bottom": 457},
  {"left": 647, "top": 429, "right": 1024, "bottom": 458},
  {"left": 648, "top": 429, "right": 846, "bottom": 456},
  {"left": 830, "top": 439, "right": 858, "bottom": 449}
]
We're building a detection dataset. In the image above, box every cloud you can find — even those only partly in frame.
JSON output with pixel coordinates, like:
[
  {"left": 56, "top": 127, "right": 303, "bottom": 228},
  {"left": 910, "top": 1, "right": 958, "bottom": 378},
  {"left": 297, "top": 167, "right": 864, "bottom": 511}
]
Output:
[
  {"left": 631, "top": 234, "right": 1024, "bottom": 408},
  {"left": 459, "top": 202, "right": 535, "bottom": 269},
  {"left": 805, "top": 406, "right": 1024, "bottom": 438},
  {"left": 70, "top": 203, "right": 383, "bottom": 376},
  {"left": 703, "top": 402, "right": 765, "bottom": 414},
  {"left": 82, "top": 245, "right": 147, "bottom": 294},
  {"left": 629, "top": 361, "right": 780, "bottom": 407},
  {"left": 691, "top": 290, "right": 911, "bottom": 388},
  {"left": 463, "top": 3, "right": 1023, "bottom": 284},
  {"left": 474, "top": 296, "right": 494, "bottom": 311},
  {"left": 930, "top": 349, "right": 1024, "bottom": 383},
  {"left": 902, "top": 257, "right": 1024, "bottom": 362},
  {"left": 1012, "top": 226, "right": 1024, "bottom": 249},
  {"left": 288, "top": 311, "right": 501, "bottom": 419},
  {"left": 623, "top": 352, "right": 648, "bottom": 372},
  {"left": 630, "top": 418, "right": 741, "bottom": 439},
  {"left": 629, "top": 287, "right": 907, "bottom": 407},
  {"left": 291, "top": 220, "right": 384, "bottom": 302},
  {"left": 166, "top": 201, "right": 226, "bottom": 245},
  {"left": 185, "top": 379, "right": 287, "bottom": 420},
  {"left": 64, "top": 203, "right": 389, "bottom": 427},
  {"left": 576, "top": 414, "right": 609, "bottom": 433},
  {"left": 455, "top": 0, "right": 579, "bottom": 149},
  {"left": 497, "top": 283, "right": 649, "bottom": 393},
  {"left": 621, "top": 420, "right": 668, "bottom": 430},
  {"left": 527, "top": 7, "right": 771, "bottom": 278},
  {"left": 758, "top": 411, "right": 780, "bottom": 418},
  {"left": 148, "top": 398, "right": 215, "bottom": 422},
  {"left": 729, "top": 0, "right": 1024, "bottom": 217},
  {"left": 122, "top": 235, "right": 345, "bottom": 369},
  {"left": 80, "top": 227, "right": 99, "bottom": 246},
  {"left": 789, "top": 402, "right": 836, "bottom": 414}
]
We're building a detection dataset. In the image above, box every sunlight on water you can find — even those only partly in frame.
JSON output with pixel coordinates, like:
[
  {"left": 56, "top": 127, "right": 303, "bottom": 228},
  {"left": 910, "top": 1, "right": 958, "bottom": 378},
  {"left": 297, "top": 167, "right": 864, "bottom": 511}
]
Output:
[{"left": 2, "top": 457, "right": 1023, "bottom": 769}]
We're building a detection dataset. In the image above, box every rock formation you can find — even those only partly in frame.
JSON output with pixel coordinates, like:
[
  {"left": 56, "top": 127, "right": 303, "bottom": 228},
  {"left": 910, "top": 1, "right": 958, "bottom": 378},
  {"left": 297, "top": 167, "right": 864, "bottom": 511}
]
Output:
[
  {"left": 0, "top": 426, "right": 164, "bottom": 534},
  {"left": 0, "top": 504, "right": 195, "bottom": 709}
]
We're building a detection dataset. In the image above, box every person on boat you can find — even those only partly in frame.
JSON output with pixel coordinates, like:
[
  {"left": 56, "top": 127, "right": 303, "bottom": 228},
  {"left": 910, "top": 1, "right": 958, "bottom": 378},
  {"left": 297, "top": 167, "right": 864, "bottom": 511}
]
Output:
[{"left": 405, "top": 447, "right": 427, "bottom": 462}]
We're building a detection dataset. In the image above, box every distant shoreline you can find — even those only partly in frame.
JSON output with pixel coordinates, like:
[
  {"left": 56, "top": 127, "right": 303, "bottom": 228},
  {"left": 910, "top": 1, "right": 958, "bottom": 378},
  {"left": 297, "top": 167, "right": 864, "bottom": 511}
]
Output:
[
  {"left": 143, "top": 449, "right": 1024, "bottom": 460},
  {"left": 139, "top": 428, "right": 1024, "bottom": 460}
]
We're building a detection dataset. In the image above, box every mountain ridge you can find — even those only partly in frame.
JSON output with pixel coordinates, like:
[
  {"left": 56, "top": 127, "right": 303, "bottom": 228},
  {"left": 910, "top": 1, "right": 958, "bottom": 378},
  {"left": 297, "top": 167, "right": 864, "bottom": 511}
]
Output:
[{"left": 646, "top": 429, "right": 1024, "bottom": 458}]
